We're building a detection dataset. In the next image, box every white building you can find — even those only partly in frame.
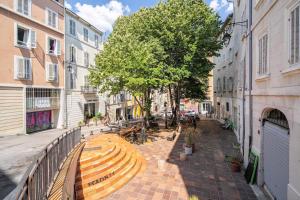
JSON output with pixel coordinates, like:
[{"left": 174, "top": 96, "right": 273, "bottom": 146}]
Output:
[
  {"left": 64, "top": 9, "right": 104, "bottom": 127},
  {"left": 214, "top": 0, "right": 300, "bottom": 199}
]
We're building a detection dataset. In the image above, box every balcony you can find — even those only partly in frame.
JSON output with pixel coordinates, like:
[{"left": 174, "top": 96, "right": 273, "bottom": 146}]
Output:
[{"left": 81, "top": 86, "right": 97, "bottom": 94}]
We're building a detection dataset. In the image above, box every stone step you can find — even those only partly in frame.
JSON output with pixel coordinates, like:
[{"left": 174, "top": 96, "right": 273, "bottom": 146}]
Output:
[
  {"left": 78, "top": 145, "right": 122, "bottom": 171},
  {"left": 75, "top": 150, "right": 134, "bottom": 188},
  {"left": 78, "top": 144, "right": 117, "bottom": 166},
  {"left": 76, "top": 157, "right": 143, "bottom": 200}
]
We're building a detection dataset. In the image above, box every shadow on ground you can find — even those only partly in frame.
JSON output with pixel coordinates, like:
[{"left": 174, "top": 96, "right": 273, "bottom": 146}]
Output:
[
  {"left": 0, "top": 170, "right": 17, "bottom": 199},
  {"left": 166, "top": 120, "right": 257, "bottom": 200}
]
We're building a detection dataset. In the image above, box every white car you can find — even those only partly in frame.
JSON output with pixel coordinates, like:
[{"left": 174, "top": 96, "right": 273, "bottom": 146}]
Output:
[{"left": 185, "top": 110, "right": 197, "bottom": 117}]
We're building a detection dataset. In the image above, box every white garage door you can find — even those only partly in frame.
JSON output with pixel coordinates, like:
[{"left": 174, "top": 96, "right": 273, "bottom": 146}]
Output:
[
  {"left": 0, "top": 87, "right": 24, "bottom": 136},
  {"left": 263, "top": 121, "right": 289, "bottom": 200}
]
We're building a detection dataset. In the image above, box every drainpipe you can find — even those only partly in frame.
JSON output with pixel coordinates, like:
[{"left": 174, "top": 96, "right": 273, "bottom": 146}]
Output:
[{"left": 248, "top": 0, "right": 253, "bottom": 157}]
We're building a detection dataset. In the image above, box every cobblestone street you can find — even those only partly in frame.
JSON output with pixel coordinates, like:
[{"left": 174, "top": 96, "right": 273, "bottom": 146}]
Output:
[{"left": 106, "top": 120, "right": 257, "bottom": 200}]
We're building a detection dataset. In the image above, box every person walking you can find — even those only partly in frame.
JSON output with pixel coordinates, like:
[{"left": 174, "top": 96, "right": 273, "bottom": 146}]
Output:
[{"left": 192, "top": 116, "right": 197, "bottom": 129}]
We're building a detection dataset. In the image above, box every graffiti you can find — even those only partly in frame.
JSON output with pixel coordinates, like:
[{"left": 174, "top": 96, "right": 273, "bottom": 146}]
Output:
[
  {"left": 26, "top": 111, "right": 51, "bottom": 133},
  {"left": 88, "top": 171, "right": 115, "bottom": 187}
]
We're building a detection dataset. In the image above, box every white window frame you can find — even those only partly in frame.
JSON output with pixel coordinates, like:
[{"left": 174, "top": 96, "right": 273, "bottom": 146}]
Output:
[
  {"left": 46, "top": 8, "right": 58, "bottom": 29},
  {"left": 15, "top": 0, "right": 32, "bottom": 16},
  {"left": 69, "top": 19, "right": 76, "bottom": 36},
  {"left": 288, "top": 2, "right": 300, "bottom": 67},
  {"left": 257, "top": 33, "right": 269, "bottom": 75},
  {"left": 14, "top": 23, "right": 36, "bottom": 49},
  {"left": 46, "top": 35, "right": 61, "bottom": 56},
  {"left": 14, "top": 55, "right": 32, "bottom": 80},
  {"left": 95, "top": 34, "right": 99, "bottom": 48},
  {"left": 83, "top": 28, "right": 88, "bottom": 42},
  {"left": 46, "top": 62, "right": 58, "bottom": 82},
  {"left": 84, "top": 52, "right": 89, "bottom": 67}
]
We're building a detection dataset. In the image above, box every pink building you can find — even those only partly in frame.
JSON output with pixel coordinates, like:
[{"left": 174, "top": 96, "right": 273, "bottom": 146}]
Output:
[{"left": 0, "top": 0, "right": 65, "bottom": 135}]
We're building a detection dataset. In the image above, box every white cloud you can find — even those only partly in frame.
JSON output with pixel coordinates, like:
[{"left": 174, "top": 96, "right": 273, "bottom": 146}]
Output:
[
  {"left": 209, "top": 0, "right": 220, "bottom": 11},
  {"left": 65, "top": 1, "right": 72, "bottom": 10},
  {"left": 209, "top": 0, "right": 233, "bottom": 13},
  {"left": 75, "top": 1, "right": 130, "bottom": 33}
]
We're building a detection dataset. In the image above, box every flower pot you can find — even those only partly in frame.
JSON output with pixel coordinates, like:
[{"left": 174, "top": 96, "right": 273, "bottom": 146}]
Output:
[
  {"left": 180, "top": 152, "right": 187, "bottom": 161},
  {"left": 231, "top": 160, "right": 241, "bottom": 172},
  {"left": 185, "top": 146, "right": 192, "bottom": 155}
]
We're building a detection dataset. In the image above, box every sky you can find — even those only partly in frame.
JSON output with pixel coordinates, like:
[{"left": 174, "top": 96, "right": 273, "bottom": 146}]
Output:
[{"left": 65, "top": 0, "right": 233, "bottom": 35}]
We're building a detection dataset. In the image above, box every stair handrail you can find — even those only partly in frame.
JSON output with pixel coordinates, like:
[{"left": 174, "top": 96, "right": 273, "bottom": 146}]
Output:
[{"left": 5, "top": 127, "right": 81, "bottom": 200}]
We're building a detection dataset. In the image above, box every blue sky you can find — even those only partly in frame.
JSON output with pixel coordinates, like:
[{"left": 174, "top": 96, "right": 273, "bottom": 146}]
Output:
[{"left": 65, "top": 0, "right": 232, "bottom": 34}]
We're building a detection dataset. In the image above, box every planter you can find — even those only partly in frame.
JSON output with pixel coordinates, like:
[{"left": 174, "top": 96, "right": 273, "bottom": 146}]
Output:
[
  {"left": 180, "top": 152, "right": 187, "bottom": 161},
  {"left": 184, "top": 146, "right": 193, "bottom": 155},
  {"left": 231, "top": 160, "right": 241, "bottom": 172}
]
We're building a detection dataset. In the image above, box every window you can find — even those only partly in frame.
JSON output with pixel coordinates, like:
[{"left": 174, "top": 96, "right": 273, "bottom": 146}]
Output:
[
  {"left": 223, "top": 77, "right": 226, "bottom": 91},
  {"left": 84, "top": 75, "right": 89, "bottom": 86},
  {"left": 226, "top": 102, "right": 230, "bottom": 112},
  {"left": 95, "top": 35, "right": 99, "bottom": 48},
  {"left": 47, "top": 9, "right": 58, "bottom": 29},
  {"left": 258, "top": 34, "right": 268, "bottom": 75},
  {"left": 217, "top": 78, "right": 221, "bottom": 92},
  {"left": 14, "top": 56, "right": 31, "bottom": 80},
  {"left": 70, "top": 46, "right": 76, "bottom": 62},
  {"left": 16, "top": 24, "right": 36, "bottom": 48},
  {"left": 83, "top": 28, "right": 88, "bottom": 42},
  {"left": 47, "top": 37, "right": 61, "bottom": 55},
  {"left": 69, "top": 19, "right": 76, "bottom": 36},
  {"left": 70, "top": 72, "right": 75, "bottom": 89},
  {"left": 46, "top": 63, "right": 58, "bottom": 82},
  {"left": 84, "top": 52, "right": 89, "bottom": 67},
  {"left": 227, "top": 77, "right": 234, "bottom": 92},
  {"left": 16, "top": 0, "right": 31, "bottom": 16},
  {"left": 289, "top": 5, "right": 300, "bottom": 65}
]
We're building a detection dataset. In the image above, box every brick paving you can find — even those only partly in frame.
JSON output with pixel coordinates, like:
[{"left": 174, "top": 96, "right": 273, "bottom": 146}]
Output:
[{"left": 106, "top": 120, "right": 257, "bottom": 200}]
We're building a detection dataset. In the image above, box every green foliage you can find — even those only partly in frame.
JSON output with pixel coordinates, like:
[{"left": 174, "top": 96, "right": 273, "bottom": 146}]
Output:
[{"left": 89, "top": 0, "right": 222, "bottom": 114}]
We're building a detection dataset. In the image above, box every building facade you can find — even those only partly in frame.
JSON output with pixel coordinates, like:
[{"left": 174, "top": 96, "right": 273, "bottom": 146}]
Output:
[
  {"left": 64, "top": 9, "right": 104, "bottom": 128},
  {"left": 199, "top": 70, "right": 214, "bottom": 115},
  {"left": 214, "top": 0, "right": 300, "bottom": 199},
  {"left": 248, "top": 0, "right": 300, "bottom": 199},
  {"left": 0, "top": 0, "right": 65, "bottom": 136}
]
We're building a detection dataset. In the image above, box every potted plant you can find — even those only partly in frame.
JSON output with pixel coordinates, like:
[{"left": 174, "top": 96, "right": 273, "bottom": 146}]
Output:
[
  {"left": 231, "top": 156, "right": 242, "bottom": 172},
  {"left": 184, "top": 129, "right": 194, "bottom": 155}
]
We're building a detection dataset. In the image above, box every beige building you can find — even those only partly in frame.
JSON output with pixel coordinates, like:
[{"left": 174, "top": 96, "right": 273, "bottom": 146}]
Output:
[
  {"left": 0, "top": 0, "right": 65, "bottom": 135},
  {"left": 247, "top": 0, "right": 300, "bottom": 199},
  {"left": 199, "top": 70, "right": 214, "bottom": 115}
]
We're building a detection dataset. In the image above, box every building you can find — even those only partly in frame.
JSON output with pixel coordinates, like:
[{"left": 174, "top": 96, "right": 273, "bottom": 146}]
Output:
[
  {"left": 64, "top": 8, "right": 104, "bottom": 128},
  {"left": 214, "top": 0, "right": 300, "bottom": 199},
  {"left": 213, "top": 14, "right": 241, "bottom": 134},
  {"left": 0, "top": 0, "right": 65, "bottom": 136},
  {"left": 246, "top": 0, "right": 300, "bottom": 199},
  {"left": 199, "top": 70, "right": 214, "bottom": 115}
]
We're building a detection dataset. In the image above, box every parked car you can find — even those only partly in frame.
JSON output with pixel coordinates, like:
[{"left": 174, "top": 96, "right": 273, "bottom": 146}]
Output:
[
  {"left": 160, "top": 111, "right": 173, "bottom": 118},
  {"left": 185, "top": 110, "right": 196, "bottom": 117}
]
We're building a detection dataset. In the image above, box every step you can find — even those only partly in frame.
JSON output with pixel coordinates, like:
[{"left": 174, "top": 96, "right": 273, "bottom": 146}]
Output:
[
  {"left": 78, "top": 145, "right": 122, "bottom": 171},
  {"left": 79, "top": 144, "right": 117, "bottom": 165},
  {"left": 83, "top": 159, "right": 144, "bottom": 200},
  {"left": 76, "top": 156, "right": 141, "bottom": 199},
  {"left": 75, "top": 149, "right": 133, "bottom": 187}
]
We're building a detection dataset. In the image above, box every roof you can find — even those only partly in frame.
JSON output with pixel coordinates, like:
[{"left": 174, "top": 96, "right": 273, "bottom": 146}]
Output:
[{"left": 65, "top": 8, "right": 103, "bottom": 36}]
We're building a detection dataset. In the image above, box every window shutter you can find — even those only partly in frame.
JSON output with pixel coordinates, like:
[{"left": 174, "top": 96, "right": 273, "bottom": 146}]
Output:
[
  {"left": 73, "top": 47, "right": 76, "bottom": 62},
  {"left": 52, "top": 12, "right": 57, "bottom": 28},
  {"left": 17, "top": 0, "right": 22, "bottom": 13},
  {"left": 48, "top": 64, "right": 55, "bottom": 81},
  {"left": 25, "top": 59, "right": 31, "bottom": 80},
  {"left": 30, "top": 30, "right": 36, "bottom": 48},
  {"left": 23, "top": 0, "right": 29, "bottom": 15},
  {"left": 56, "top": 40, "right": 61, "bottom": 55},
  {"left": 69, "top": 20, "right": 72, "bottom": 34},
  {"left": 48, "top": 10, "right": 52, "bottom": 26},
  {"left": 18, "top": 58, "right": 25, "bottom": 79},
  {"left": 55, "top": 64, "right": 58, "bottom": 81}
]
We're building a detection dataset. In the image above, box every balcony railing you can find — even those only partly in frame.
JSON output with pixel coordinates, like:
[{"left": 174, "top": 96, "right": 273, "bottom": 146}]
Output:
[
  {"left": 81, "top": 86, "right": 97, "bottom": 93},
  {"left": 26, "top": 97, "right": 60, "bottom": 111}
]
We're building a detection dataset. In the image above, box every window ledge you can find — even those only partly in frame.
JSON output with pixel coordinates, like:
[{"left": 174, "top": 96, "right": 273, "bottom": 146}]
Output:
[
  {"left": 15, "top": 44, "right": 31, "bottom": 50},
  {"left": 281, "top": 65, "right": 300, "bottom": 76},
  {"left": 255, "top": 74, "right": 270, "bottom": 81}
]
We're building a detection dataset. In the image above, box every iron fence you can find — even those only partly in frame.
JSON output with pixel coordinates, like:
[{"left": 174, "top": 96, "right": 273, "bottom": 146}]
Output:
[{"left": 5, "top": 128, "right": 81, "bottom": 200}]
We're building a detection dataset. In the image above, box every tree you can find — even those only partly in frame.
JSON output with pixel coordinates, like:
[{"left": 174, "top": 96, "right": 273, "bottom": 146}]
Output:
[
  {"left": 89, "top": 10, "right": 171, "bottom": 121},
  {"left": 89, "top": 0, "right": 222, "bottom": 125}
]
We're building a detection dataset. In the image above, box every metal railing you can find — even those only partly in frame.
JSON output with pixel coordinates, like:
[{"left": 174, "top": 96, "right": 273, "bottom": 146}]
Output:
[
  {"left": 81, "top": 86, "right": 97, "bottom": 93},
  {"left": 5, "top": 128, "right": 81, "bottom": 200}
]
